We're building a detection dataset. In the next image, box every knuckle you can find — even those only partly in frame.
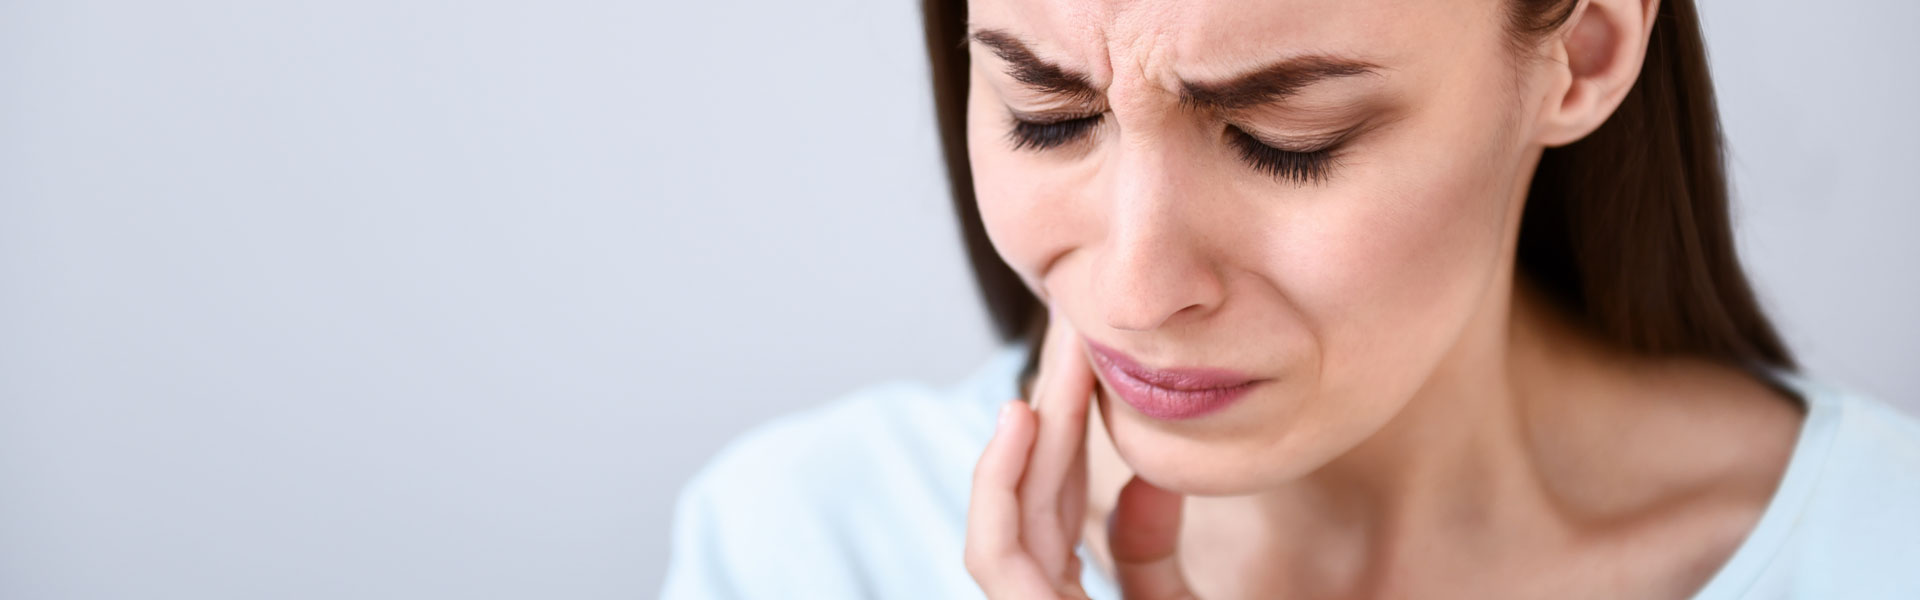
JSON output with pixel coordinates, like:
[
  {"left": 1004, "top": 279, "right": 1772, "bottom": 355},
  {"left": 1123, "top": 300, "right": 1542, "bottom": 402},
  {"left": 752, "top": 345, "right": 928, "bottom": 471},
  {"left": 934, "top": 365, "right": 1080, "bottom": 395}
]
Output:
[
  {"left": 972, "top": 465, "right": 1011, "bottom": 497},
  {"left": 971, "top": 449, "right": 1007, "bottom": 485},
  {"left": 962, "top": 543, "right": 1000, "bottom": 579},
  {"left": 1062, "top": 393, "right": 1090, "bottom": 418},
  {"left": 1026, "top": 496, "right": 1059, "bottom": 521},
  {"left": 970, "top": 459, "right": 994, "bottom": 487}
]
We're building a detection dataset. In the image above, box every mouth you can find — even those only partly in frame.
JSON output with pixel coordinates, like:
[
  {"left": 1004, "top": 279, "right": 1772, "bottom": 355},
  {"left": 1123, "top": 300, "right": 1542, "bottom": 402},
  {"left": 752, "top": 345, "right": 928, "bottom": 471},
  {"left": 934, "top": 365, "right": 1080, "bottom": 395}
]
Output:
[{"left": 1083, "top": 339, "right": 1261, "bottom": 420}]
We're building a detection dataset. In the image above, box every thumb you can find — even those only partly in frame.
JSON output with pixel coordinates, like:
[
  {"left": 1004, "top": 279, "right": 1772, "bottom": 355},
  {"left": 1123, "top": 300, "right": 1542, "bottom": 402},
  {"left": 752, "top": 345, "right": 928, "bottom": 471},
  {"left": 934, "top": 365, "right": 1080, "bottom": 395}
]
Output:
[{"left": 1107, "top": 475, "right": 1196, "bottom": 599}]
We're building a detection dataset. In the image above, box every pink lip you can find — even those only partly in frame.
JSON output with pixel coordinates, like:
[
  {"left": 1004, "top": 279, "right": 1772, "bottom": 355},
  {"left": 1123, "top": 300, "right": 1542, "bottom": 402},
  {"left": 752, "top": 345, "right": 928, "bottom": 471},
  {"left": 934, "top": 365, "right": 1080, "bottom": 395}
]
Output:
[{"left": 1083, "top": 339, "right": 1261, "bottom": 420}]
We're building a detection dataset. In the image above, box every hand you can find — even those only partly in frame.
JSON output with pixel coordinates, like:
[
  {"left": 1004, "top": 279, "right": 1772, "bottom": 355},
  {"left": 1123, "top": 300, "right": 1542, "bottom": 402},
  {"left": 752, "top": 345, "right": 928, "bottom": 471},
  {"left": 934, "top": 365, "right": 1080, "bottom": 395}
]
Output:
[{"left": 965, "top": 309, "right": 1199, "bottom": 599}]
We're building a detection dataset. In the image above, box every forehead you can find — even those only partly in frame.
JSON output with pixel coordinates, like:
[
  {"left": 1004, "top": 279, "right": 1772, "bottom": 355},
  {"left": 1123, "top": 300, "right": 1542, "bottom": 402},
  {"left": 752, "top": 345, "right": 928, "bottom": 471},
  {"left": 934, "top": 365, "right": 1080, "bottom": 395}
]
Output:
[{"left": 967, "top": 0, "right": 1496, "bottom": 84}]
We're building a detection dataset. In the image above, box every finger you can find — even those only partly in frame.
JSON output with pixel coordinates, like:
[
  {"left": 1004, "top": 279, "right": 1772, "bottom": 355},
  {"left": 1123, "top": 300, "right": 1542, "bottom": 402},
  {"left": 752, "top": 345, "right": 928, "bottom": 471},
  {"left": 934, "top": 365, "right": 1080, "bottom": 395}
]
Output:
[
  {"left": 1019, "top": 310, "right": 1096, "bottom": 579},
  {"left": 1057, "top": 552, "right": 1093, "bottom": 599},
  {"left": 1057, "top": 353, "right": 1095, "bottom": 542},
  {"left": 1058, "top": 431, "right": 1090, "bottom": 560},
  {"left": 1042, "top": 435, "right": 1091, "bottom": 595},
  {"left": 1023, "top": 310, "right": 1094, "bottom": 504},
  {"left": 1108, "top": 476, "right": 1196, "bottom": 600},
  {"left": 970, "top": 401, "right": 1036, "bottom": 549},
  {"left": 965, "top": 400, "right": 1060, "bottom": 598}
]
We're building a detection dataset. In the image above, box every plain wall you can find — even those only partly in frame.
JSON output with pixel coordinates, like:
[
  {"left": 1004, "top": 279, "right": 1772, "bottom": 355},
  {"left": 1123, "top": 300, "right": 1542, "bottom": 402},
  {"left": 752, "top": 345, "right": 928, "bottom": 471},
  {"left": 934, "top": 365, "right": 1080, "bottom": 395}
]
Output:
[{"left": 0, "top": 0, "right": 1912, "bottom": 597}]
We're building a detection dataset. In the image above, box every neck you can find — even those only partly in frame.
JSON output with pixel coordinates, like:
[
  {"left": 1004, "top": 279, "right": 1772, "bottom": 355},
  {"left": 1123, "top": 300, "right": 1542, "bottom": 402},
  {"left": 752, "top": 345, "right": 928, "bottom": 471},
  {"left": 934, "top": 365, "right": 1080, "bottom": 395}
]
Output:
[
  {"left": 1238, "top": 275, "right": 1631, "bottom": 590},
  {"left": 1298, "top": 273, "right": 1566, "bottom": 512}
]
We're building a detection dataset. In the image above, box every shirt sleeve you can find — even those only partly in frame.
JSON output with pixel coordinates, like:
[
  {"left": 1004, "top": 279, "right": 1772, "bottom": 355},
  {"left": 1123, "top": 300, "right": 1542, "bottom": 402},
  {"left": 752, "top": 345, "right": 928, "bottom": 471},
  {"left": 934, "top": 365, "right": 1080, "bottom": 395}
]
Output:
[
  {"left": 657, "top": 414, "right": 873, "bottom": 599},
  {"left": 658, "top": 467, "right": 740, "bottom": 599},
  {"left": 656, "top": 366, "right": 1023, "bottom": 599}
]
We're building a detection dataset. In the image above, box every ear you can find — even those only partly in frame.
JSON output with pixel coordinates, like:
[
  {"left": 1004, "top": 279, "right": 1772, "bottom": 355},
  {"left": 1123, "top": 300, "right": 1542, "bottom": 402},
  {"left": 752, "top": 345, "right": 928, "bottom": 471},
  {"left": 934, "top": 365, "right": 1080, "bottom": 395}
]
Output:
[{"left": 1532, "top": 0, "right": 1660, "bottom": 147}]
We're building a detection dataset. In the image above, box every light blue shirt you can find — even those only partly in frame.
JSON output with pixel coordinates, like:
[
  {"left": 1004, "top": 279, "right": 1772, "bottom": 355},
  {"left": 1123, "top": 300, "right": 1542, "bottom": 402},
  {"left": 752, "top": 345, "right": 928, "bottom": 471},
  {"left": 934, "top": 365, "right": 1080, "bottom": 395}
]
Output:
[{"left": 661, "top": 343, "right": 1920, "bottom": 599}]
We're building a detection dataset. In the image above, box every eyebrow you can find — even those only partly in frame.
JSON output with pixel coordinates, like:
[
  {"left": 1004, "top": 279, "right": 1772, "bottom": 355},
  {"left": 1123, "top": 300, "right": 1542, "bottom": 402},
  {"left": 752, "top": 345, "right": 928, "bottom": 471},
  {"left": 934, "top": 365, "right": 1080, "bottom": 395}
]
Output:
[
  {"left": 967, "top": 27, "right": 1380, "bottom": 112},
  {"left": 968, "top": 29, "right": 1099, "bottom": 104},
  {"left": 1179, "top": 55, "right": 1381, "bottom": 111}
]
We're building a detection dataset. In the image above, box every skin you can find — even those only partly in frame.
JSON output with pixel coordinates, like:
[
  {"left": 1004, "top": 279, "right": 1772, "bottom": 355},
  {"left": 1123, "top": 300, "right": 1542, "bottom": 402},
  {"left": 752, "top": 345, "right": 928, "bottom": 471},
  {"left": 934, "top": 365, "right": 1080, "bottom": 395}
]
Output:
[{"left": 959, "top": 0, "right": 1808, "bottom": 597}]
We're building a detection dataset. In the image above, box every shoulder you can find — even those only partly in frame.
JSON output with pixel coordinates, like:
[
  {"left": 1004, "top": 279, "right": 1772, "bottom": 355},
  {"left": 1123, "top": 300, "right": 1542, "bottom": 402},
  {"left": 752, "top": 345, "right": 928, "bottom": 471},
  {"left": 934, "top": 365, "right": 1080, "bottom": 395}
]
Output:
[
  {"left": 1719, "top": 372, "right": 1920, "bottom": 598},
  {"left": 1788, "top": 374, "right": 1920, "bottom": 533},
  {"left": 659, "top": 344, "right": 1028, "bottom": 599},
  {"left": 683, "top": 343, "right": 1025, "bottom": 509}
]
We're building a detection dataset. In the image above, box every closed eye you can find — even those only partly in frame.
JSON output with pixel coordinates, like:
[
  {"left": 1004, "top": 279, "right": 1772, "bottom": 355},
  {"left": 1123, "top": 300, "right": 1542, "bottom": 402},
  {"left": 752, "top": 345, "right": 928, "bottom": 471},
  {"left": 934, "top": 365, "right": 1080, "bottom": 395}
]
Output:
[
  {"left": 1002, "top": 112, "right": 1346, "bottom": 186},
  {"left": 1226, "top": 126, "right": 1340, "bottom": 185},
  {"left": 1006, "top": 113, "right": 1101, "bottom": 151}
]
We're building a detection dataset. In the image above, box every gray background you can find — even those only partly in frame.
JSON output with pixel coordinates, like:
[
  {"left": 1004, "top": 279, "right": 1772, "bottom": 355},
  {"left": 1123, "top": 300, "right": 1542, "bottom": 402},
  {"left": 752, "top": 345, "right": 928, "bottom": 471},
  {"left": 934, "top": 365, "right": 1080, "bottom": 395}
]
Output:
[{"left": 0, "top": 0, "right": 1912, "bottom": 598}]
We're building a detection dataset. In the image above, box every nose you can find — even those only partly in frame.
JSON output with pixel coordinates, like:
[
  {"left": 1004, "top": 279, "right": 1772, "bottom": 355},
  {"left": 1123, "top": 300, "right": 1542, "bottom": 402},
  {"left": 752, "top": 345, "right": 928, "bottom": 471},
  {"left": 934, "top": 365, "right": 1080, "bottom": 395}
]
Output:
[{"left": 1090, "top": 139, "right": 1225, "bottom": 333}]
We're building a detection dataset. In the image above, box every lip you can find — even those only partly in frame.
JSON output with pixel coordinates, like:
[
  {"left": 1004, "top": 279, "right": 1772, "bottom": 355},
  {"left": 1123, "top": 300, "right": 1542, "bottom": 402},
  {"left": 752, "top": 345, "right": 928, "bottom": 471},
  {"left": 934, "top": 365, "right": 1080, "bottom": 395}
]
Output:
[{"left": 1083, "top": 339, "right": 1261, "bottom": 420}]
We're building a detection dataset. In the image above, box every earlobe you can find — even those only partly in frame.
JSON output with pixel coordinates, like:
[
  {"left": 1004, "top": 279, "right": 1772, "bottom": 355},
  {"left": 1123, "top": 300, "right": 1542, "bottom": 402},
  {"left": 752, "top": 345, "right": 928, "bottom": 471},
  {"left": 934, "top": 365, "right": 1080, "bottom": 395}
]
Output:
[{"left": 1532, "top": 0, "right": 1660, "bottom": 148}]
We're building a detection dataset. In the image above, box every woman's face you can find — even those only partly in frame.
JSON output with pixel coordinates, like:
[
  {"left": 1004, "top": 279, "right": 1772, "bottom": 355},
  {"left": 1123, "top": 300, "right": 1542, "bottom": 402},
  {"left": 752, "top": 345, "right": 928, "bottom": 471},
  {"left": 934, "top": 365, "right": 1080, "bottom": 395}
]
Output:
[{"left": 966, "top": 0, "right": 1553, "bottom": 495}]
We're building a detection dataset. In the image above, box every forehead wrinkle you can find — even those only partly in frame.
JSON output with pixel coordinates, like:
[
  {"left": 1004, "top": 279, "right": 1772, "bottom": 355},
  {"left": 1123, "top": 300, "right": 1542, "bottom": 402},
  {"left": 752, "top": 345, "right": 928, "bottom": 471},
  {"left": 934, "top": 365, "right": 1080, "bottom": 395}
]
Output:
[
  {"left": 1089, "top": 6, "right": 1194, "bottom": 114},
  {"left": 977, "top": 0, "right": 1404, "bottom": 111},
  {"left": 1059, "top": 0, "right": 1115, "bottom": 83}
]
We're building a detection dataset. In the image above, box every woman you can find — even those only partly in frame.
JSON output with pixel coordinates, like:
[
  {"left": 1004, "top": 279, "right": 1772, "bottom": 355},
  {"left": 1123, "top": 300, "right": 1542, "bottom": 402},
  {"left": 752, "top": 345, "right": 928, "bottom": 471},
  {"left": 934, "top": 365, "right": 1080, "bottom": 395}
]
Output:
[{"left": 663, "top": 0, "right": 1920, "bottom": 597}]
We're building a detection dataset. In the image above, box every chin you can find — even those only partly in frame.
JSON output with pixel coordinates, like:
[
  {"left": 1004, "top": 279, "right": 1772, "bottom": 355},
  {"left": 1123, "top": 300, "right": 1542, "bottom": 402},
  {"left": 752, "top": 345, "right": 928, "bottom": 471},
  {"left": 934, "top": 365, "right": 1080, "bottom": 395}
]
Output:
[
  {"left": 1130, "top": 458, "right": 1270, "bottom": 497},
  {"left": 1100, "top": 401, "right": 1309, "bottom": 497},
  {"left": 1095, "top": 384, "right": 1333, "bottom": 497}
]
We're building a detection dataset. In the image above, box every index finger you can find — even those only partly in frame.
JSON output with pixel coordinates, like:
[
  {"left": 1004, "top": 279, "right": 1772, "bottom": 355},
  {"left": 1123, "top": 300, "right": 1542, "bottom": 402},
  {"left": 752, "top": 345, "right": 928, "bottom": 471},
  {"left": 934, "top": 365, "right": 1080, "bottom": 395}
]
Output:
[{"left": 1017, "top": 308, "right": 1097, "bottom": 578}]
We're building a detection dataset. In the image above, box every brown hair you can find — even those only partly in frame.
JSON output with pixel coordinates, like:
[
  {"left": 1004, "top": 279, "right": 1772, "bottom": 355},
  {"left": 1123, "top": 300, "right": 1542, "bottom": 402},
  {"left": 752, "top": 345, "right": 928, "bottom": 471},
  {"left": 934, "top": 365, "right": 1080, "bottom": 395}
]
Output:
[{"left": 920, "top": 0, "right": 1794, "bottom": 391}]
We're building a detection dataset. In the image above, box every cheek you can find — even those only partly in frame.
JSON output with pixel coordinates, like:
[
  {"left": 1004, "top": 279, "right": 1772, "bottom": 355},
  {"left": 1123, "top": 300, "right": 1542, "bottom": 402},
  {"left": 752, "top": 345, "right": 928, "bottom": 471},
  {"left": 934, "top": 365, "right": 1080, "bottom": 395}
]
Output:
[
  {"left": 1109, "top": 113, "right": 1520, "bottom": 496},
  {"left": 966, "top": 76, "right": 1044, "bottom": 294},
  {"left": 1322, "top": 174, "right": 1501, "bottom": 375},
  {"left": 965, "top": 77, "right": 1101, "bottom": 302},
  {"left": 1267, "top": 96, "right": 1522, "bottom": 411},
  {"left": 1252, "top": 8, "right": 1527, "bottom": 410}
]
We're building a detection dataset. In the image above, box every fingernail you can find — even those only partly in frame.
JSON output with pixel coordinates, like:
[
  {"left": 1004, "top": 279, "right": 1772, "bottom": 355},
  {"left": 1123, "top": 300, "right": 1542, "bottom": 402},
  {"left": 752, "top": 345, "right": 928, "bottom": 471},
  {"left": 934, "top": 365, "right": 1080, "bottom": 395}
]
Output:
[{"left": 997, "top": 400, "right": 1019, "bottom": 430}]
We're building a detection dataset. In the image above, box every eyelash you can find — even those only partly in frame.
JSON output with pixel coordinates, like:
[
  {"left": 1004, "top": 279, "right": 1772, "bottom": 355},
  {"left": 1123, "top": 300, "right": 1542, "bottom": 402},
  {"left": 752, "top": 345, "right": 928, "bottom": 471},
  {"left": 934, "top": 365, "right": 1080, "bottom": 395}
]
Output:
[
  {"left": 1225, "top": 127, "right": 1338, "bottom": 185},
  {"left": 1007, "top": 114, "right": 1101, "bottom": 151},
  {"left": 1005, "top": 113, "right": 1341, "bottom": 185}
]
